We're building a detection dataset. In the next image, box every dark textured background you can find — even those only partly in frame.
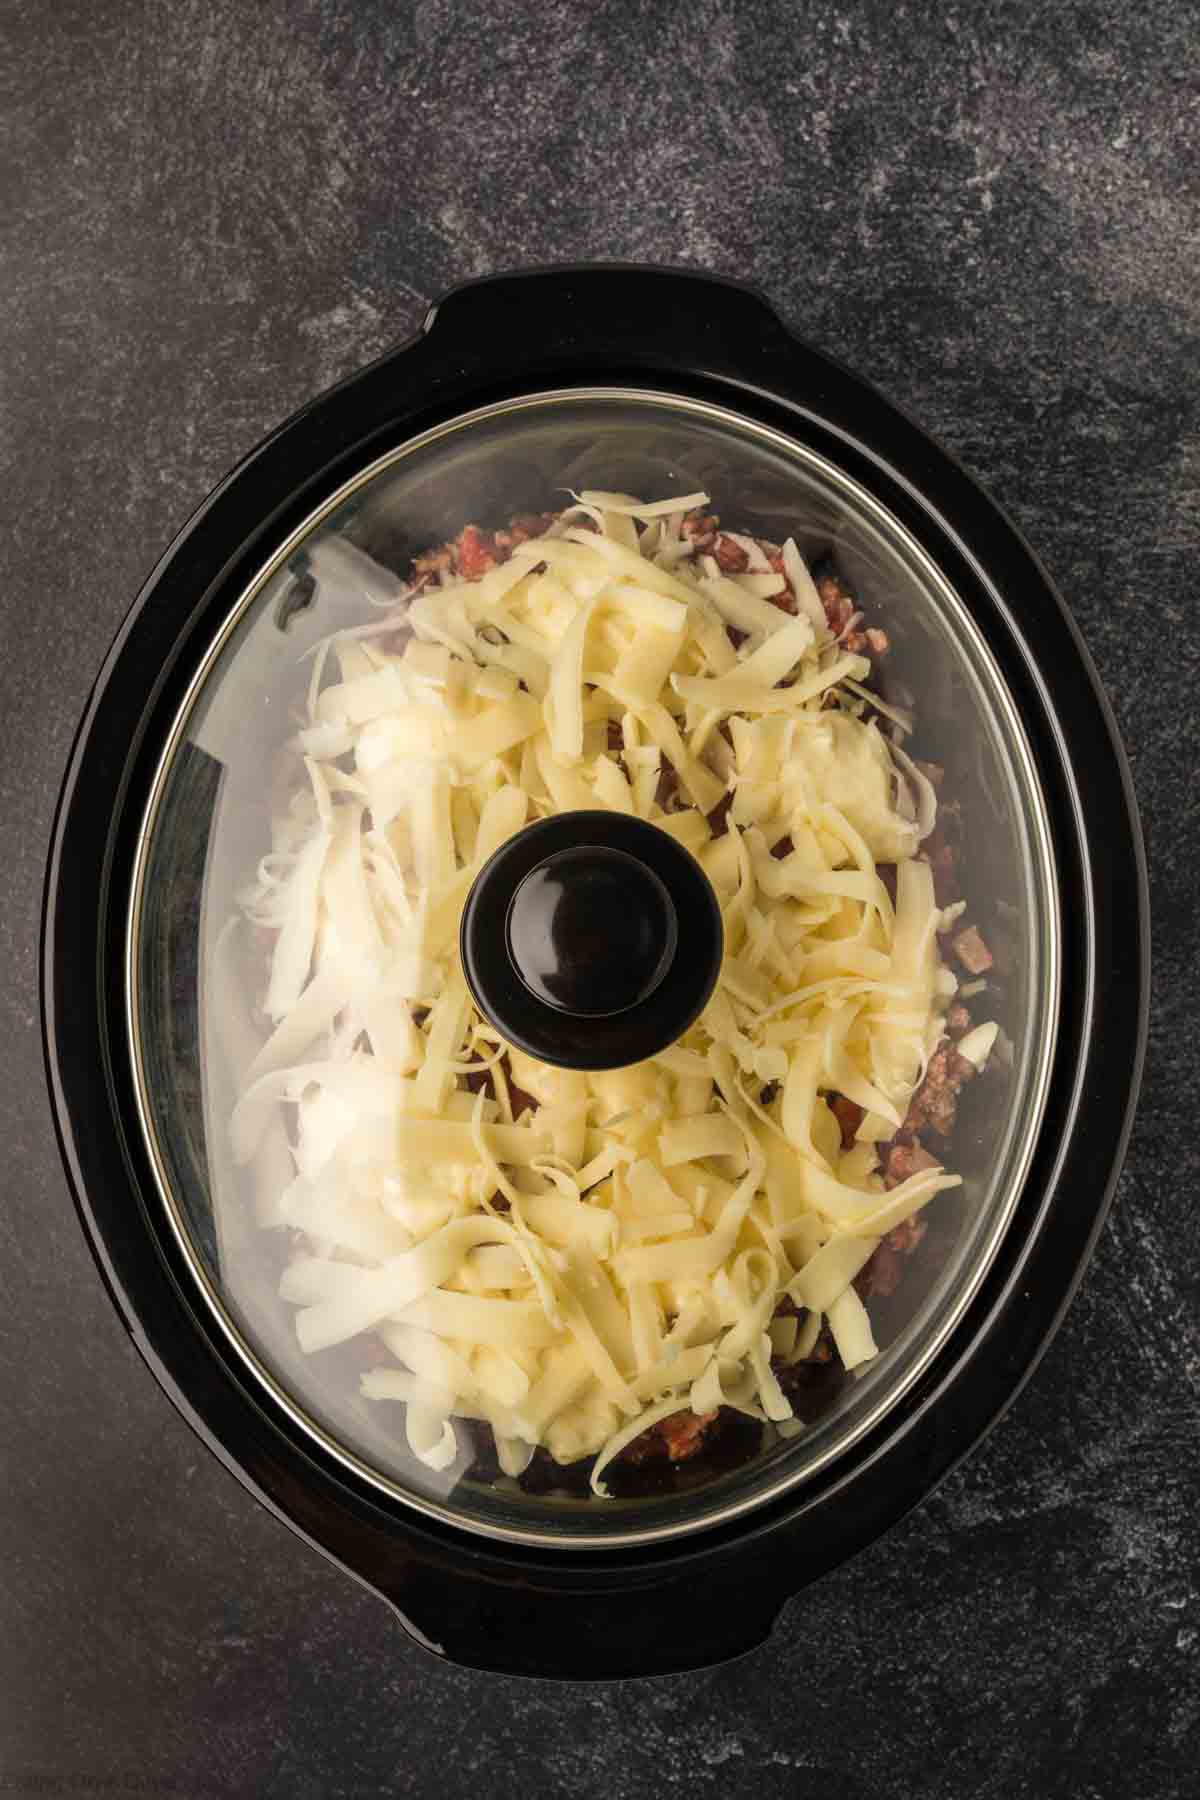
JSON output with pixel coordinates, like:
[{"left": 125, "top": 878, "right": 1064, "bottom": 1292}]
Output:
[{"left": 2, "top": 1, "right": 1196, "bottom": 1794}]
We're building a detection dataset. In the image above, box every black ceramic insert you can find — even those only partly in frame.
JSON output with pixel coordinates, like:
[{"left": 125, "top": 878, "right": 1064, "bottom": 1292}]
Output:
[{"left": 461, "top": 812, "right": 722, "bottom": 1070}]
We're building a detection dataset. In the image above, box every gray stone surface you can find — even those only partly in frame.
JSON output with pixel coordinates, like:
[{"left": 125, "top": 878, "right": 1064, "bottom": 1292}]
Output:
[{"left": 1, "top": 0, "right": 1195, "bottom": 1794}]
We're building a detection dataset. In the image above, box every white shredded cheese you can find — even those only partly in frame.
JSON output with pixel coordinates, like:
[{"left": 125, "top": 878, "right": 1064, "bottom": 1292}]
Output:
[{"left": 227, "top": 492, "right": 982, "bottom": 1489}]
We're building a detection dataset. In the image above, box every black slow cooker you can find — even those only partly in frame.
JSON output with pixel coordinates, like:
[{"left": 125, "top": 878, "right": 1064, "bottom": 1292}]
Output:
[{"left": 42, "top": 266, "right": 1147, "bottom": 1678}]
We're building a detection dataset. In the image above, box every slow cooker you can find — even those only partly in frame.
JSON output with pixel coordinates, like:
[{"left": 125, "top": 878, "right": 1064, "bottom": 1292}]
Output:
[{"left": 42, "top": 266, "right": 1147, "bottom": 1678}]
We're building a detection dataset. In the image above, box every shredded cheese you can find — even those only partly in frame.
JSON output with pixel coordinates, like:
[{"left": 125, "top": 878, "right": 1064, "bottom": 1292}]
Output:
[{"left": 228, "top": 491, "right": 993, "bottom": 1487}]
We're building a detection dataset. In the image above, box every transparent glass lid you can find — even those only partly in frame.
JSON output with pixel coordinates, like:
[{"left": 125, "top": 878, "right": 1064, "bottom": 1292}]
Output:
[{"left": 130, "top": 389, "right": 1058, "bottom": 1547}]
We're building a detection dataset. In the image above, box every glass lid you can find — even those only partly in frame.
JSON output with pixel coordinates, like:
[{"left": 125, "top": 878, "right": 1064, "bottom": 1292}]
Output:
[{"left": 129, "top": 388, "right": 1059, "bottom": 1548}]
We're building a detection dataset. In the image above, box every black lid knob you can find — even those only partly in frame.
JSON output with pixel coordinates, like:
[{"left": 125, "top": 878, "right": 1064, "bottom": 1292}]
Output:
[
  {"left": 507, "top": 846, "right": 678, "bottom": 1018},
  {"left": 461, "top": 812, "right": 724, "bottom": 1071}
]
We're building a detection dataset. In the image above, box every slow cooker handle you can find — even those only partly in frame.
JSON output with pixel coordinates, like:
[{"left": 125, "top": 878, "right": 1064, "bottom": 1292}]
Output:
[
  {"left": 369, "top": 1547, "right": 790, "bottom": 1680},
  {"left": 408, "top": 263, "right": 800, "bottom": 384}
]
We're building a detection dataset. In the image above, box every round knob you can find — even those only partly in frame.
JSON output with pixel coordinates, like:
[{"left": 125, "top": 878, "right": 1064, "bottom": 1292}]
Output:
[
  {"left": 460, "top": 811, "right": 724, "bottom": 1071},
  {"left": 506, "top": 846, "right": 678, "bottom": 1018}
]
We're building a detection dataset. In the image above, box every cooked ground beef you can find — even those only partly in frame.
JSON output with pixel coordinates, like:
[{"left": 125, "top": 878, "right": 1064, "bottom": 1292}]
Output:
[
  {"left": 622, "top": 1407, "right": 718, "bottom": 1464},
  {"left": 706, "top": 789, "right": 735, "bottom": 837},
  {"left": 884, "top": 1140, "right": 941, "bottom": 1187},
  {"left": 815, "top": 568, "right": 858, "bottom": 637},
  {"left": 856, "top": 1216, "right": 930, "bottom": 1300},
  {"left": 924, "top": 808, "right": 963, "bottom": 908},
  {"left": 460, "top": 1062, "right": 495, "bottom": 1102},
  {"left": 713, "top": 533, "right": 750, "bottom": 574},
  {"left": 952, "top": 924, "right": 994, "bottom": 975},
  {"left": 945, "top": 1003, "right": 973, "bottom": 1037},
  {"left": 681, "top": 511, "right": 719, "bottom": 550},
  {"left": 898, "top": 1041, "right": 978, "bottom": 1140},
  {"left": 413, "top": 513, "right": 556, "bottom": 583},
  {"left": 654, "top": 760, "right": 683, "bottom": 813}
]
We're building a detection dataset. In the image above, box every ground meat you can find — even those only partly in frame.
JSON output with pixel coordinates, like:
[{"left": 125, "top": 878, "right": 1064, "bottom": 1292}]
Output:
[
  {"left": 461, "top": 1063, "right": 496, "bottom": 1103},
  {"left": 620, "top": 1408, "right": 718, "bottom": 1465},
  {"left": 713, "top": 533, "right": 750, "bottom": 574},
  {"left": 455, "top": 523, "right": 498, "bottom": 580},
  {"left": 411, "top": 511, "right": 555, "bottom": 585},
  {"left": 852, "top": 1040, "right": 974, "bottom": 1305},
  {"left": 815, "top": 569, "right": 858, "bottom": 637},
  {"left": 928, "top": 845, "right": 960, "bottom": 908},
  {"left": 923, "top": 820, "right": 962, "bottom": 909},
  {"left": 494, "top": 512, "right": 556, "bottom": 552},
  {"left": 829, "top": 1093, "right": 865, "bottom": 1150},
  {"left": 883, "top": 1140, "right": 940, "bottom": 1189},
  {"left": 681, "top": 510, "right": 719, "bottom": 550},
  {"left": 945, "top": 1003, "right": 972, "bottom": 1038},
  {"left": 855, "top": 1244, "right": 902, "bottom": 1300},
  {"left": 889, "top": 1214, "right": 928, "bottom": 1258},
  {"left": 855, "top": 1216, "right": 930, "bottom": 1299},
  {"left": 900, "top": 1041, "right": 977, "bottom": 1139},
  {"left": 654, "top": 761, "right": 682, "bottom": 813},
  {"left": 706, "top": 789, "right": 735, "bottom": 837},
  {"left": 660, "top": 1410, "right": 718, "bottom": 1459},
  {"left": 468, "top": 1054, "right": 540, "bottom": 1123},
  {"left": 952, "top": 925, "right": 994, "bottom": 975}
]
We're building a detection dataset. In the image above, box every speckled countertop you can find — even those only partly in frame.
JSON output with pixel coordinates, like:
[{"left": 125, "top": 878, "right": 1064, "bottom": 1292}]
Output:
[{"left": 1, "top": 2, "right": 1196, "bottom": 1795}]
